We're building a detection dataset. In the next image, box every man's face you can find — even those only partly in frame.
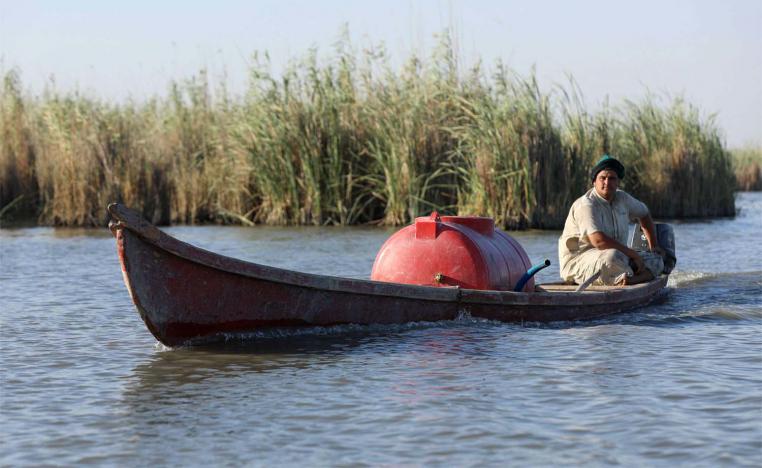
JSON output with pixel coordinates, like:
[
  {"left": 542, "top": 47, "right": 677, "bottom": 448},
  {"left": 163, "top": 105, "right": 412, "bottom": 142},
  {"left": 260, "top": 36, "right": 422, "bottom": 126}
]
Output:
[{"left": 594, "top": 169, "right": 619, "bottom": 201}]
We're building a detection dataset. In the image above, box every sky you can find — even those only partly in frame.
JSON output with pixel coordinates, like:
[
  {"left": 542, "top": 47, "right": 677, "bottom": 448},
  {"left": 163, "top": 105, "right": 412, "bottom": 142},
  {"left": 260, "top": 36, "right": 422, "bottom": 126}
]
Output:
[{"left": 1, "top": 0, "right": 760, "bottom": 147}]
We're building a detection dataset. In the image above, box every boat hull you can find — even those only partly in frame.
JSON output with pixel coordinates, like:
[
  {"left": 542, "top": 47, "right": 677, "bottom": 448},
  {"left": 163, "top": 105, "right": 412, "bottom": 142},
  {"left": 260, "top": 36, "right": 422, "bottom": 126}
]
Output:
[{"left": 109, "top": 204, "right": 668, "bottom": 346}]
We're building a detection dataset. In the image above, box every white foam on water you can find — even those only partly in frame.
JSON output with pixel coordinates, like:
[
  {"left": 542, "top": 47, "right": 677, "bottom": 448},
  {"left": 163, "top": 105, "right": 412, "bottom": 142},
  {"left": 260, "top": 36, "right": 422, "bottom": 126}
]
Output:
[
  {"left": 667, "top": 270, "right": 713, "bottom": 287},
  {"left": 201, "top": 319, "right": 467, "bottom": 344},
  {"left": 153, "top": 342, "right": 174, "bottom": 352}
]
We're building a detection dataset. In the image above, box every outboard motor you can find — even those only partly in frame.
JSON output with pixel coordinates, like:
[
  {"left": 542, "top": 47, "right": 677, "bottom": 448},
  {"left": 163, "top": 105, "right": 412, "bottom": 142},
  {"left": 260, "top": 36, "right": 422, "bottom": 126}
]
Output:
[{"left": 371, "top": 212, "right": 538, "bottom": 291}]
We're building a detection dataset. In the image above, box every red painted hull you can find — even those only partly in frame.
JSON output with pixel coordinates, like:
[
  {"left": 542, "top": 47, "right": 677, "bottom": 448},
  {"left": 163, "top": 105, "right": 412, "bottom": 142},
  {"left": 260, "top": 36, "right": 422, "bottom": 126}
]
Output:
[{"left": 109, "top": 204, "right": 669, "bottom": 346}]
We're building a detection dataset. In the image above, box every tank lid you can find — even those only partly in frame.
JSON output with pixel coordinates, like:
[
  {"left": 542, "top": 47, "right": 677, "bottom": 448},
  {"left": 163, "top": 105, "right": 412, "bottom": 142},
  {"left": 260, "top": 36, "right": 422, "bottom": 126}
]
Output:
[{"left": 414, "top": 212, "right": 441, "bottom": 239}]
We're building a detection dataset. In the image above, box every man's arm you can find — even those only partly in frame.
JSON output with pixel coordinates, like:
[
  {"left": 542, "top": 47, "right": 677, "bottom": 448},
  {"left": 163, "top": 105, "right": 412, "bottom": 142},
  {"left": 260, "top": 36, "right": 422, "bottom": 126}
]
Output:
[
  {"left": 638, "top": 213, "right": 662, "bottom": 253},
  {"left": 587, "top": 231, "right": 646, "bottom": 273},
  {"left": 623, "top": 192, "right": 664, "bottom": 255}
]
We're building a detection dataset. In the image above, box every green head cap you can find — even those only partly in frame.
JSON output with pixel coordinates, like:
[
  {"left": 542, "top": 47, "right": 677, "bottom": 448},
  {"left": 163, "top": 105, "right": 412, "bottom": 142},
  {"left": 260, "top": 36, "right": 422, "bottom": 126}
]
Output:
[{"left": 590, "top": 154, "right": 625, "bottom": 181}]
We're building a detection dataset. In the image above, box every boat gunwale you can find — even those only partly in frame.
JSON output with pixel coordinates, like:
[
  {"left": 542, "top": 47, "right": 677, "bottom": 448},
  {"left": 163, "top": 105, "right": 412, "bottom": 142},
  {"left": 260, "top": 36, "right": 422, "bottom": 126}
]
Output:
[{"left": 108, "top": 203, "right": 668, "bottom": 306}]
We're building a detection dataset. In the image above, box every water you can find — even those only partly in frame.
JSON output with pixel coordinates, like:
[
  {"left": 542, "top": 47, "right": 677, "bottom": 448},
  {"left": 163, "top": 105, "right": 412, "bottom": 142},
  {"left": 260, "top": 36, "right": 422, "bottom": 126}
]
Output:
[{"left": 2, "top": 193, "right": 761, "bottom": 466}]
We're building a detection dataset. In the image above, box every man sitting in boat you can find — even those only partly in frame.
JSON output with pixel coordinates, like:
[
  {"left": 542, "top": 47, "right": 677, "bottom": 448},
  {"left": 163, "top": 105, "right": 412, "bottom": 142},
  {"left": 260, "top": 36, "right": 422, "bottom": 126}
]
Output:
[{"left": 559, "top": 155, "right": 665, "bottom": 286}]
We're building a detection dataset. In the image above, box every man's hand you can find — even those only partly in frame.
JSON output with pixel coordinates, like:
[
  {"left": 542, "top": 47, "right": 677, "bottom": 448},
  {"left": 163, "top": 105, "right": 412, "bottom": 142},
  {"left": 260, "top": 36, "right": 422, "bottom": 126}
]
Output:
[{"left": 630, "top": 254, "right": 646, "bottom": 274}]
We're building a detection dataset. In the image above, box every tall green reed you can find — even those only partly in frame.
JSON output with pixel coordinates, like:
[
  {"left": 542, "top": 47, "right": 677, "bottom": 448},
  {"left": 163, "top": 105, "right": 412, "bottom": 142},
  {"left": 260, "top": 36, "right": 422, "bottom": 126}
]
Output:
[
  {"left": 613, "top": 96, "right": 735, "bottom": 217},
  {"left": 1, "top": 72, "right": 34, "bottom": 219},
  {"left": 0, "top": 32, "right": 739, "bottom": 227},
  {"left": 361, "top": 37, "right": 460, "bottom": 225}
]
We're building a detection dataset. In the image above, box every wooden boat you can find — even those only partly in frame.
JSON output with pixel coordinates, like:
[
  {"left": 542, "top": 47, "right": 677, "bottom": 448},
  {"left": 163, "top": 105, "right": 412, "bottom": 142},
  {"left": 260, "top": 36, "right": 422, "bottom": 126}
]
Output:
[{"left": 108, "top": 203, "right": 669, "bottom": 346}]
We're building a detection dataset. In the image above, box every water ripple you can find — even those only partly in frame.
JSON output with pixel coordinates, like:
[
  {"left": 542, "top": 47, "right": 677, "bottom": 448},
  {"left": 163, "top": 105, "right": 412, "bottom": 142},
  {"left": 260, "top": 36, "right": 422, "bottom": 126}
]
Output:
[{"left": 2, "top": 193, "right": 762, "bottom": 466}]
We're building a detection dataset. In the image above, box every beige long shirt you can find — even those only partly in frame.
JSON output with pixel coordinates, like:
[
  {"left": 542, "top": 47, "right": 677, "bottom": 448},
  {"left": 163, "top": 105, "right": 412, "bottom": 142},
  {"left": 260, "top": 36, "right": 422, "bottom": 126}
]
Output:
[{"left": 559, "top": 188, "right": 649, "bottom": 280}]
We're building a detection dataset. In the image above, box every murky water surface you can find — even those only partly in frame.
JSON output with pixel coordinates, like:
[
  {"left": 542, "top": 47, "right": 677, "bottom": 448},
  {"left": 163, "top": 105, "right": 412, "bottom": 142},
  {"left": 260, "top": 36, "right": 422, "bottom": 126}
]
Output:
[{"left": 2, "top": 193, "right": 761, "bottom": 466}]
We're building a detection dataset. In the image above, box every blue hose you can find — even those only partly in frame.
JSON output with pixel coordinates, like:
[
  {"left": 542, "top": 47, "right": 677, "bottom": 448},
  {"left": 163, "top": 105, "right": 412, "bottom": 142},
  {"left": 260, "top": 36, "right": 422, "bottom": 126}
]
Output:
[{"left": 513, "top": 259, "right": 551, "bottom": 292}]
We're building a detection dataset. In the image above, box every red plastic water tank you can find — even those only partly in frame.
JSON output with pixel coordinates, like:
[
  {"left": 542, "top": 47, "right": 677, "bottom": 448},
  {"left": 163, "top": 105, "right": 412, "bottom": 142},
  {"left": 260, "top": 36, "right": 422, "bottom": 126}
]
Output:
[{"left": 371, "top": 212, "right": 534, "bottom": 291}]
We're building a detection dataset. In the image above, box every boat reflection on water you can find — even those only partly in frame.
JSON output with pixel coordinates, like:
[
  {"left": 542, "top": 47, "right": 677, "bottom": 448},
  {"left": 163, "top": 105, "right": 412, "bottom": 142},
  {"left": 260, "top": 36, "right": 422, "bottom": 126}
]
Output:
[
  {"left": 117, "top": 325, "right": 505, "bottom": 464},
  {"left": 126, "top": 333, "right": 367, "bottom": 390},
  {"left": 125, "top": 322, "right": 504, "bottom": 391}
]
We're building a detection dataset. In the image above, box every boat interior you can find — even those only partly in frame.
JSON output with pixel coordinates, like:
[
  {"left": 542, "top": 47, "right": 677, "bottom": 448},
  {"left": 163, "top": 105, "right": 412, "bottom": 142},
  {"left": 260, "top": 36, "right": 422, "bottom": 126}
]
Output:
[{"left": 534, "top": 281, "right": 654, "bottom": 293}]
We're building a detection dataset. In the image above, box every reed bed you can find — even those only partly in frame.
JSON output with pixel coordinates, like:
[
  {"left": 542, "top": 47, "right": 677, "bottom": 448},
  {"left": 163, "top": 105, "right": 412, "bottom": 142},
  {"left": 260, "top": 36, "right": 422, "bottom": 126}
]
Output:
[
  {"left": 0, "top": 36, "right": 738, "bottom": 228},
  {"left": 731, "top": 146, "right": 762, "bottom": 191}
]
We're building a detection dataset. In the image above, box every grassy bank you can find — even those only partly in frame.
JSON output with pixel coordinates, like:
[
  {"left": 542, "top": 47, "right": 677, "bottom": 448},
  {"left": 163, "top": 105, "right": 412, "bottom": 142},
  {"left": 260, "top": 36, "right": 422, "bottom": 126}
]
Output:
[{"left": 0, "top": 37, "right": 738, "bottom": 228}]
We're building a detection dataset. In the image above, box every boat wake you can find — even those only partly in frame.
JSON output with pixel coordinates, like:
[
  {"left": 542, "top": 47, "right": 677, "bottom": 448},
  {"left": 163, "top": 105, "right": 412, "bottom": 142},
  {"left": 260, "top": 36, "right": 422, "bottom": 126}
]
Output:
[
  {"left": 583, "top": 270, "right": 762, "bottom": 327},
  {"left": 667, "top": 270, "right": 714, "bottom": 287}
]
